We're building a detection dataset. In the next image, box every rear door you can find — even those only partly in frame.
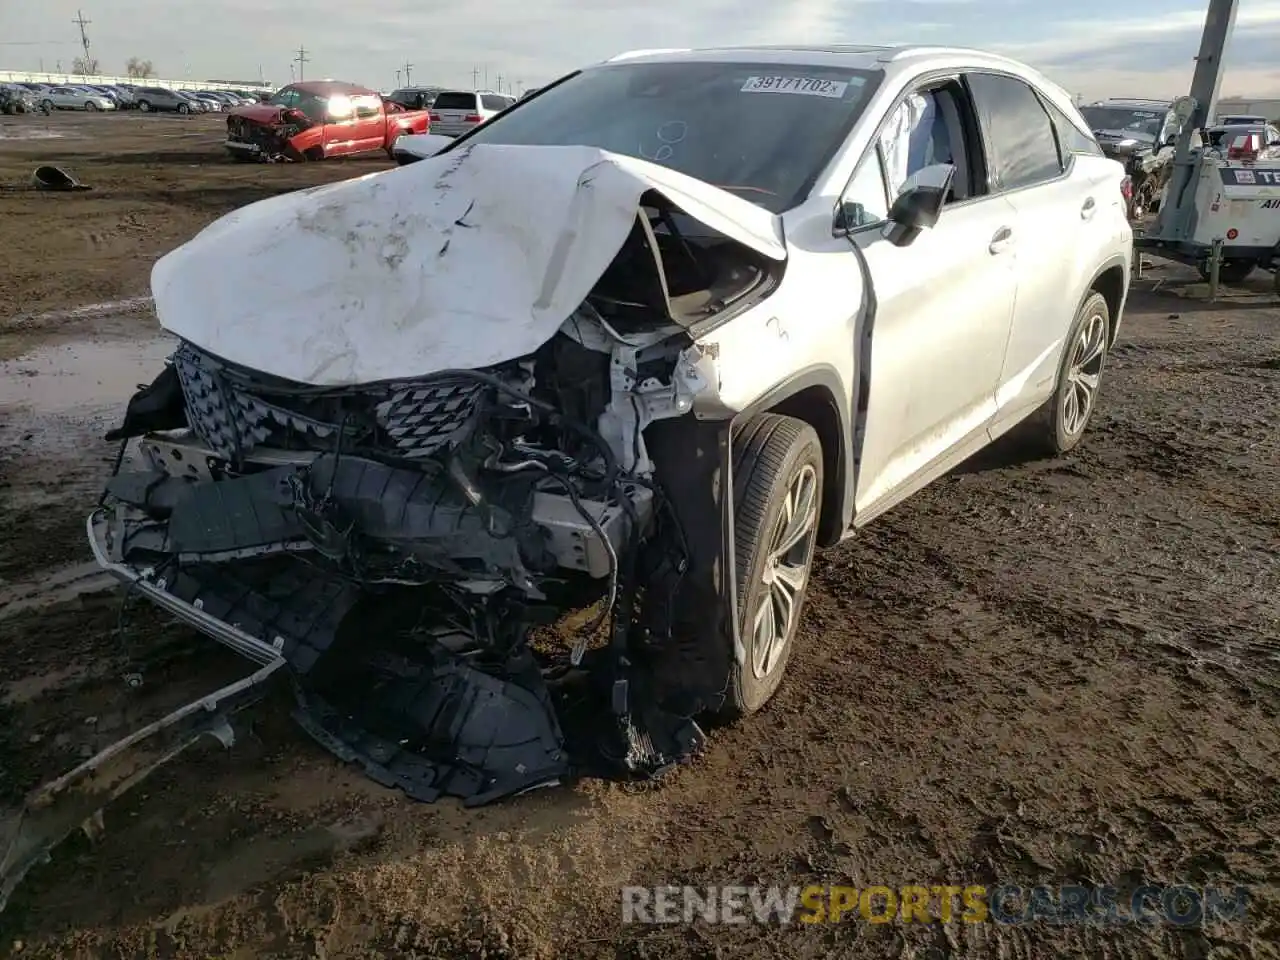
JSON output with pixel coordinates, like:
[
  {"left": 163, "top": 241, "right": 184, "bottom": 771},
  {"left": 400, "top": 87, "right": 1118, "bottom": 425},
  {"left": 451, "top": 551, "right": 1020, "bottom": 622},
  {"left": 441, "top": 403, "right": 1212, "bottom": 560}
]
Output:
[
  {"left": 431, "top": 91, "right": 478, "bottom": 136},
  {"left": 965, "top": 73, "right": 1111, "bottom": 430},
  {"left": 351, "top": 95, "right": 386, "bottom": 152}
]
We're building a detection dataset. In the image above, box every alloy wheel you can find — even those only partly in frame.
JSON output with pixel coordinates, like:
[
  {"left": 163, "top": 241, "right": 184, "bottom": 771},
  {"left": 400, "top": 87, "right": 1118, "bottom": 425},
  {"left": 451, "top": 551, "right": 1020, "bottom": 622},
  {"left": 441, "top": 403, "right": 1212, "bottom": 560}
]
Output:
[
  {"left": 1062, "top": 311, "right": 1107, "bottom": 436},
  {"left": 751, "top": 463, "right": 819, "bottom": 680}
]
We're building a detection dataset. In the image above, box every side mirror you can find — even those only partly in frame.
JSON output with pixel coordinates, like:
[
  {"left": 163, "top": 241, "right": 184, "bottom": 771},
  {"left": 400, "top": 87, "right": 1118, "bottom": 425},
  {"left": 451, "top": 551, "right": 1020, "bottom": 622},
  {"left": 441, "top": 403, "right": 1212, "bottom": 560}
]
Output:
[{"left": 883, "top": 163, "right": 955, "bottom": 247}]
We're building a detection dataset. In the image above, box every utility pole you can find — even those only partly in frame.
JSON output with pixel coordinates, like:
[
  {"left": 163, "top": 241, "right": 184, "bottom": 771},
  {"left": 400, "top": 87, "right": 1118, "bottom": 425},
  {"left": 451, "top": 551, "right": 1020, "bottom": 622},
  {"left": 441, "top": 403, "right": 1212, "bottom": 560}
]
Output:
[
  {"left": 294, "top": 44, "right": 309, "bottom": 82},
  {"left": 396, "top": 69, "right": 401, "bottom": 87},
  {"left": 471, "top": 66, "right": 480, "bottom": 88},
  {"left": 496, "top": 73, "right": 502, "bottom": 92},
  {"left": 515, "top": 79, "right": 523, "bottom": 96},
  {"left": 1150, "top": 0, "right": 1240, "bottom": 242},
  {"left": 403, "top": 61, "right": 413, "bottom": 85},
  {"left": 484, "top": 65, "right": 488, "bottom": 89},
  {"left": 72, "top": 9, "right": 91, "bottom": 71}
]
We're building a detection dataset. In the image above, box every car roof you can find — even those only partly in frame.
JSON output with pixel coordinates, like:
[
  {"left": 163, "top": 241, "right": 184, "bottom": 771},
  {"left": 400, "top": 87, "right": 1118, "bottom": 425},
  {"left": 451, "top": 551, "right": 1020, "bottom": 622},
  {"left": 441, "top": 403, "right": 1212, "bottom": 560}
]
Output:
[
  {"left": 1087, "top": 98, "right": 1172, "bottom": 109},
  {"left": 605, "top": 43, "right": 1033, "bottom": 73},
  {"left": 288, "top": 80, "right": 377, "bottom": 97}
]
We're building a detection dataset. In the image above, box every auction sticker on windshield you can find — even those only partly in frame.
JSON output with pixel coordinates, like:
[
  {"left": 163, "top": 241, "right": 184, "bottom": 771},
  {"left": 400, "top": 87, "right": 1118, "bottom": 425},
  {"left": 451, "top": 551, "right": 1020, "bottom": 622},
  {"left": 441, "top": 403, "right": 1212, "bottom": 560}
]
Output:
[{"left": 741, "top": 76, "right": 849, "bottom": 98}]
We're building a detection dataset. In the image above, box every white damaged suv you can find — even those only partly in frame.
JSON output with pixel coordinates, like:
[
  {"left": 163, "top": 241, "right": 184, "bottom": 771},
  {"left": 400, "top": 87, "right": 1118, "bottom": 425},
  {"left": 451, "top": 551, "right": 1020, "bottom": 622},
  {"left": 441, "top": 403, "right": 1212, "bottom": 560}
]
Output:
[{"left": 92, "top": 45, "right": 1131, "bottom": 802}]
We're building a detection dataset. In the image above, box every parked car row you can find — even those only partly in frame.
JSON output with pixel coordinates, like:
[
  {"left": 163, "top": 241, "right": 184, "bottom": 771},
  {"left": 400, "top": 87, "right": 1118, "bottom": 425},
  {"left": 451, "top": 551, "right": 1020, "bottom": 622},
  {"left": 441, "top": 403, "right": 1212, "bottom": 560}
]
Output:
[
  {"left": 0, "top": 82, "right": 50, "bottom": 115},
  {"left": 5, "top": 81, "right": 270, "bottom": 115}
]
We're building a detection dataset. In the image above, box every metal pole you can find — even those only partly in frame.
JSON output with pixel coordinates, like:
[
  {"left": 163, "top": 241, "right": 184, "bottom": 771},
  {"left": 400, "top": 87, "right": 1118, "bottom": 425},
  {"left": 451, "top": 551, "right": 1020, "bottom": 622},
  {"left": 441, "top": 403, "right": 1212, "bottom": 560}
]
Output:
[
  {"left": 1153, "top": 0, "right": 1240, "bottom": 242},
  {"left": 1209, "top": 236, "right": 1223, "bottom": 300}
]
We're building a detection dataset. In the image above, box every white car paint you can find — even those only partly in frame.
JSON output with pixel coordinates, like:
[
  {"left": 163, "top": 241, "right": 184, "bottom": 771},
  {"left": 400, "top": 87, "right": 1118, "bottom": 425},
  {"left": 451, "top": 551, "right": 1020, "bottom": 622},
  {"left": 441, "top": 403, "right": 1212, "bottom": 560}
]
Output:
[
  {"left": 152, "top": 43, "right": 1131, "bottom": 531},
  {"left": 152, "top": 143, "right": 784, "bottom": 386}
]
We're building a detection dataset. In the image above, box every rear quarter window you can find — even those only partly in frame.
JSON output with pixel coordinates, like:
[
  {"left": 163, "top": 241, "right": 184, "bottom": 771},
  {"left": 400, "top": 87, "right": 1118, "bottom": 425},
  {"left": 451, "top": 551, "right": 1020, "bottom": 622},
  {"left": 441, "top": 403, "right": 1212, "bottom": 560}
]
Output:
[
  {"left": 433, "top": 92, "right": 477, "bottom": 110},
  {"left": 1044, "top": 101, "right": 1104, "bottom": 158},
  {"left": 480, "top": 94, "right": 510, "bottom": 111}
]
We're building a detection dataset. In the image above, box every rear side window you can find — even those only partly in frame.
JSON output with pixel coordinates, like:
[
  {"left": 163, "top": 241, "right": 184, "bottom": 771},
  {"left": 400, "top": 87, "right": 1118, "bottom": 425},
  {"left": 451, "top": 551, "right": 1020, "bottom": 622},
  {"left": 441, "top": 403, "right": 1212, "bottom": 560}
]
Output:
[
  {"left": 966, "top": 72, "right": 1063, "bottom": 191},
  {"left": 434, "top": 92, "right": 477, "bottom": 110},
  {"left": 480, "top": 94, "right": 509, "bottom": 111},
  {"left": 1044, "top": 101, "right": 1104, "bottom": 159}
]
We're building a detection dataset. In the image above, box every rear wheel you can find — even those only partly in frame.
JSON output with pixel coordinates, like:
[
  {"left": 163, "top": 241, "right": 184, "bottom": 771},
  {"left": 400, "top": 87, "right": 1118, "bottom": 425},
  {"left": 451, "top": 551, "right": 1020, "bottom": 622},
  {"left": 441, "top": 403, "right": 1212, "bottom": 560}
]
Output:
[
  {"left": 1019, "top": 291, "right": 1110, "bottom": 456},
  {"left": 41, "top": 99, "right": 54, "bottom": 113},
  {"left": 716, "top": 413, "right": 823, "bottom": 719},
  {"left": 138, "top": 100, "right": 151, "bottom": 112},
  {"left": 1196, "top": 259, "right": 1255, "bottom": 284}
]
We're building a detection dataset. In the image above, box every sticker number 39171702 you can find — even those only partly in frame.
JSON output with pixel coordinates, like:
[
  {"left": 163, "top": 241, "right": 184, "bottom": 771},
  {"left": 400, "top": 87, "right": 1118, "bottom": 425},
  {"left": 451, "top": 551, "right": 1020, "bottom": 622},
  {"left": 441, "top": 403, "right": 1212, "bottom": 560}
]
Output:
[{"left": 740, "top": 76, "right": 849, "bottom": 98}]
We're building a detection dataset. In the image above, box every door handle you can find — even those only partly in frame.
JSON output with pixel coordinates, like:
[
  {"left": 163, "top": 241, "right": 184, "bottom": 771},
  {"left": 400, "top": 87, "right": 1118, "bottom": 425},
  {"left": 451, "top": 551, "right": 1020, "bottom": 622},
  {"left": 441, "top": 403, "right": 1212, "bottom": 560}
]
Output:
[
  {"left": 988, "top": 226, "right": 1014, "bottom": 254},
  {"left": 1081, "top": 196, "right": 1096, "bottom": 220}
]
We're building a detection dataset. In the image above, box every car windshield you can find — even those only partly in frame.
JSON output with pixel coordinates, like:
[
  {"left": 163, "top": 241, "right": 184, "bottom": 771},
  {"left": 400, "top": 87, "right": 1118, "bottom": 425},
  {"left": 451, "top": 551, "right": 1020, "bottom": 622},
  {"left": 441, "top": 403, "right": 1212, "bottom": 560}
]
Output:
[
  {"left": 453, "top": 61, "right": 880, "bottom": 213},
  {"left": 1080, "top": 106, "right": 1164, "bottom": 137}
]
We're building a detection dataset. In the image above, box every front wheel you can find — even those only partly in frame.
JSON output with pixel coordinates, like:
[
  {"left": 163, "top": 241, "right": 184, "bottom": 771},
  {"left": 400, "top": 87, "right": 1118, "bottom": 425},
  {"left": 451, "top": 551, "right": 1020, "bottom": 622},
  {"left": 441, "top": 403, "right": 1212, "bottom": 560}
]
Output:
[
  {"left": 137, "top": 100, "right": 151, "bottom": 112},
  {"left": 717, "top": 413, "right": 823, "bottom": 719},
  {"left": 84, "top": 100, "right": 98, "bottom": 111},
  {"left": 177, "top": 103, "right": 190, "bottom": 115},
  {"left": 41, "top": 100, "right": 54, "bottom": 113},
  {"left": 1020, "top": 291, "right": 1110, "bottom": 456}
]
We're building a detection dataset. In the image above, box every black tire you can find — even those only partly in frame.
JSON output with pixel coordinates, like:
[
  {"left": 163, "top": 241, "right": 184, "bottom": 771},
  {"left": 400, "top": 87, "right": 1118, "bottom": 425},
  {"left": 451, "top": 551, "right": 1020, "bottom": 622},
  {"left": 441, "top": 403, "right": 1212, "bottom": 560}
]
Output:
[
  {"left": 1196, "top": 259, "right": 1255, "bottom": 284},
  {"left": 41, "top": 100, "right": 54, "bottom": 113},
  {"left": 84, "top": 100, "right": 98, "bottom": 111},
  {"left": 177, "top": 102, "right": 190, "bottom": 115},
  {"left": 716, "top": 413, "right": 823, "bottom": 719},
  {"left": 138, "top": 100, "right": 151, "bottom": 112},
  {"left": 1020, "top": 291, "right": 1110, "bottom": 456}
]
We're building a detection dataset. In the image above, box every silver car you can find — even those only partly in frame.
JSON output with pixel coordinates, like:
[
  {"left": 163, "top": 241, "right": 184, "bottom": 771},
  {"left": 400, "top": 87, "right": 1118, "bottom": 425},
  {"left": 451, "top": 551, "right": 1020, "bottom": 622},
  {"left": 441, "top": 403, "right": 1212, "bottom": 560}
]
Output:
[
  {"left": 41, "top": 85, "right": 116, "bottom": 111},
  {"left": 428, "top": 89, "right": 515, "bottom": 136}
]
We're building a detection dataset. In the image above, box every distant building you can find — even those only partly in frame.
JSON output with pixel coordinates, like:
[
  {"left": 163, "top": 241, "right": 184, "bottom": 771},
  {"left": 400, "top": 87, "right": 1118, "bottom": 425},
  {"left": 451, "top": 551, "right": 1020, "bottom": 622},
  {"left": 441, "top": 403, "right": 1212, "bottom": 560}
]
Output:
[{"left": 1215, "top": 98, "right": 1280, "bottom": 120}]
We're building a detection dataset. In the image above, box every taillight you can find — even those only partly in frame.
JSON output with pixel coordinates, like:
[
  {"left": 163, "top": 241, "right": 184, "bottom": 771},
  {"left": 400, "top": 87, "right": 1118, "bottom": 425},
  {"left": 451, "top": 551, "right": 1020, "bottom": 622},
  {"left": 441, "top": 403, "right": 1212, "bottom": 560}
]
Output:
[
  {"left": 464, "top": 114, "right": 482, "bottom": 123},
  {"left": 429, "top": 112, "right": 441, "bottom": 121},
  {"left": 1227, "top": 132, "right": 1261, "bottom": 161},
  {"left": 1120, "top": 176, "right": 1133, "bottom": 200}
]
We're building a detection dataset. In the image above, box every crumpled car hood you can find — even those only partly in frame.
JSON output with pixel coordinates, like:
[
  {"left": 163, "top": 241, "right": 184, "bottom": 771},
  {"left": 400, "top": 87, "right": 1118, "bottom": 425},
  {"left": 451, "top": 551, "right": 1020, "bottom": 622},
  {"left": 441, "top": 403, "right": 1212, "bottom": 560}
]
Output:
[
  {"left": 150, "top": 143, "right": 786, "bottom": 387},
  {"left": 228, "top": 103, "right": 289, "bottom": 125}
]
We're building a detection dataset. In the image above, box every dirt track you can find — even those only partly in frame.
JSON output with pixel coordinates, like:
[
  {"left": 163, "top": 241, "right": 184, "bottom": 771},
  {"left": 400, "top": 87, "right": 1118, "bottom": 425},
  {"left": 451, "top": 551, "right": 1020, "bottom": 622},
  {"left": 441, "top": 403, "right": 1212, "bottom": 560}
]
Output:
[{"left": 0, "top": 112, "right": 1278, "bottom": 959}]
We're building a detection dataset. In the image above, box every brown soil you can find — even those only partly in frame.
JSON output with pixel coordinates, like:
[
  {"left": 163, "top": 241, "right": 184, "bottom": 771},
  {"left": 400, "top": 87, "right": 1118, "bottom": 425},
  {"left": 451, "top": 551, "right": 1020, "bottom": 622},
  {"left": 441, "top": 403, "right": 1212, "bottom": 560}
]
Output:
[{"left": 0, "top": 111, "right": 1277, "bottom": 960}]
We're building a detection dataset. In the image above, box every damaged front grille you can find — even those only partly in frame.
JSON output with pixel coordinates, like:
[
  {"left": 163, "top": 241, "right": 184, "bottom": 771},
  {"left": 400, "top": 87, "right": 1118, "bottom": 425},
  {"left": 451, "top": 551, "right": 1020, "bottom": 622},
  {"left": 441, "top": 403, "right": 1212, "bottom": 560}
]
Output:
[{"left": 173, "top": 342, "right": 486, "bottom": 462}]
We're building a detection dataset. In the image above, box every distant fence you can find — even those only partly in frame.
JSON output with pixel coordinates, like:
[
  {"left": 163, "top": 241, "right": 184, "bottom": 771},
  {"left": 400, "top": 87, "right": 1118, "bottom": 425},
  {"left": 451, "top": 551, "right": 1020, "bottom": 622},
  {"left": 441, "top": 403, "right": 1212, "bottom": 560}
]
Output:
[{"left": 0, "top": 71, "right": 269, "bottom": 94}]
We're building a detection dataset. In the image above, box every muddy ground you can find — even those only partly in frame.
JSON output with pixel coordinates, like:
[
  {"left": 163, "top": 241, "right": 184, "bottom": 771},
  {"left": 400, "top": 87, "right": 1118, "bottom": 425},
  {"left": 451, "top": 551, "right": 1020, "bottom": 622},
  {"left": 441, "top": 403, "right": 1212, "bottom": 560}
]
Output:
[{"left": 0, "top": 111, "right": 1277, "bottom": 959}]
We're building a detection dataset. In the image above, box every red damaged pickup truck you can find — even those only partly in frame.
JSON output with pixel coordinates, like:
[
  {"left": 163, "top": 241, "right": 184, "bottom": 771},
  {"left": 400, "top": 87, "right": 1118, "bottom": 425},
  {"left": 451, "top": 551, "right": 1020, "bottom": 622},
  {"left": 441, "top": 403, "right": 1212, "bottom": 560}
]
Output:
[{"left": 224, "top": 80, "right": 430, "bottom": 162}]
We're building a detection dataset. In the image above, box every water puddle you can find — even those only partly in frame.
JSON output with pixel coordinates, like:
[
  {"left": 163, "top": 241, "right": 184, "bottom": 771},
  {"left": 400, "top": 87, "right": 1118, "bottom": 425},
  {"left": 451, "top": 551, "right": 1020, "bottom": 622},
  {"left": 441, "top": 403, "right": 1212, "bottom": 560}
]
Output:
[
  {"left": 0, "top": 335, "right": 173, "bottom": 415},
  {"left": 0, "top": 125, "right": 64, "bottom": 141}
]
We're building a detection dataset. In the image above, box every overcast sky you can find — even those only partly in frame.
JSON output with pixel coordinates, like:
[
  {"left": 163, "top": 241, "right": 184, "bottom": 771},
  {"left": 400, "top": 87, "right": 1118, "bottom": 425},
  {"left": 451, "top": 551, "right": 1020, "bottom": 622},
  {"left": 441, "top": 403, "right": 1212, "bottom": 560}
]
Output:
[{"left": 3, "top": 0, "right": 1280, "bottom": 98}]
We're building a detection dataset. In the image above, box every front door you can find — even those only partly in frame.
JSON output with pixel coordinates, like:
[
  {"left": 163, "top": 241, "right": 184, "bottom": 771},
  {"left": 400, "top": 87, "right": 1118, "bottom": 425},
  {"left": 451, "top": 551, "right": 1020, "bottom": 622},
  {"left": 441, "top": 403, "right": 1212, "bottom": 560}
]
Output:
[{"left": 840, "top": 83, "right": 1019, "bottom": 521}]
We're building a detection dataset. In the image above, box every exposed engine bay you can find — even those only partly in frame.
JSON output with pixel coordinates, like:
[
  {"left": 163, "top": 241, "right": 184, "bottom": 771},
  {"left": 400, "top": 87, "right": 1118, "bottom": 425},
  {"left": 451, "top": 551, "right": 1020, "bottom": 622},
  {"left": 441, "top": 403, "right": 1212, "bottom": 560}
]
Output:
[
  {"left": 226, "top": 109, "right": 315, "bottom": 162},
  {"left": 84, "top": 200, "right": 776, "bottom": 806}
]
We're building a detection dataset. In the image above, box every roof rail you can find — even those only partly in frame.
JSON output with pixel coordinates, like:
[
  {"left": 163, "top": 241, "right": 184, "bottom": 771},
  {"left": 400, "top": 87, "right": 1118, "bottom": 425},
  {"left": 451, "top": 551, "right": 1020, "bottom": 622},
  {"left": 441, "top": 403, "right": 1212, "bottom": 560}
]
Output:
[
  {"left": 607, "top": 48, "right": 691, "bottom": 62},
  {"left": 878, "top": 45, "right": 995, "bottom": 62}
]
